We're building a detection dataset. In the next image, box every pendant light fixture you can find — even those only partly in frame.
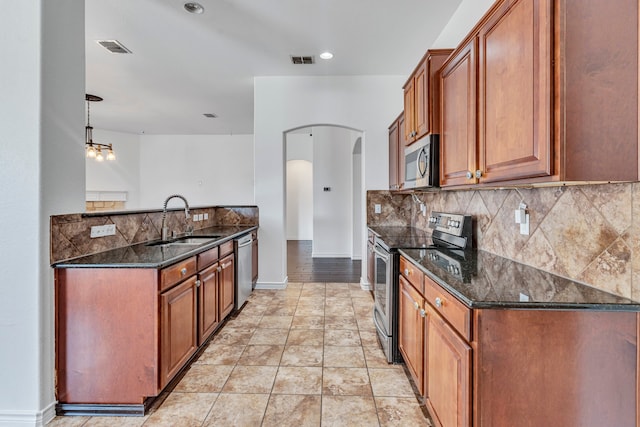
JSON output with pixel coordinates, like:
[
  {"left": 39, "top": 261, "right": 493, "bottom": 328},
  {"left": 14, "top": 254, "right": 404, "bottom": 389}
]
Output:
[{"left": 85, "top": 94, "right": 115, "bottom": 161}]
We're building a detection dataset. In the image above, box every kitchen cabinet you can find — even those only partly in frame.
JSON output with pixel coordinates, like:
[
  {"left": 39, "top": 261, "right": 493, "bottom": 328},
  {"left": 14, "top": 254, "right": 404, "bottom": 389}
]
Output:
[
  {"left": 423, "top": 293, "right": 471, "bottom": 427},
  {"left": 398, "top": 275, "right": 424, "bottom": 395},
  {"left": 440, "top": 0, "right": 639, "bottom": 187},
  {"left": 388, "top": 112, "right": 405, "bottom": 190},
  {"left": 219, "top": 253, "right": 235, "bottom": 319},
  {"left": 440, "top": 39, "right": 477, "bottom": 187},
  {"left": 159, "top": 275, "right": 198, "bottom": 389},
  {"left": 55, "top": 236, "right": 244, "bottom": 415},
  {"left": 404, "top": 49, "right": 453, "bottom": 144},
  {"left": 198, "top": 263, "right": 219, "bottom": 345},
  {"left": 398, "top": 254, "right": 640, "bottom": 426}
]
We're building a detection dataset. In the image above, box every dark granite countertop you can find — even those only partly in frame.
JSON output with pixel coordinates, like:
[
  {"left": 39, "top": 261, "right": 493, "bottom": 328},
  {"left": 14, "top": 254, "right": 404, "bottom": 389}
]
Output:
[
  {"left": 53, "top": 225, "right": 257, "bottom": 269},
  {"left": 399, "top": 248, "right": 640, "bottom": 311}
]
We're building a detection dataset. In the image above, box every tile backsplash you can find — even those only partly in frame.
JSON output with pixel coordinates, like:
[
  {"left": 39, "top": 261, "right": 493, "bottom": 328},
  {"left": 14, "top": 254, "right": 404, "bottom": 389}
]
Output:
[
  {"left": 368, "top": 183, "right": 640, "bottom": 301},
  {"left": 51, "top": 206, "right": 258, "bottom": 264}
]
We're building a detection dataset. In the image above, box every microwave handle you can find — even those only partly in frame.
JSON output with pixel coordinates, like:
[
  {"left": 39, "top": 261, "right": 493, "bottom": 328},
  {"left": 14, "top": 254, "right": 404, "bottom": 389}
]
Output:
[{"left": 417, "top": 147, "right": 429, "bottom": 178}]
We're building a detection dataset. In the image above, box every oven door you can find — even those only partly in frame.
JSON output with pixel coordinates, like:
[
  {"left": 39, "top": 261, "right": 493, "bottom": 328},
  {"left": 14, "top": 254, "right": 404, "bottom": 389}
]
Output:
[{"left": 373, "top": 244, "right": 394, "bottom": 362}]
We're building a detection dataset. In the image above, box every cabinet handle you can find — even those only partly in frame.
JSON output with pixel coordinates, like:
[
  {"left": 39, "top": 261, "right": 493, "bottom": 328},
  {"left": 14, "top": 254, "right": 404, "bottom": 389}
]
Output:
[
  {"left": 419, "top": 309, "right": 426, "bottom": 318},
  {"left": 475, "top": 170, "right": 483, "bottom": 178},
  {"left": 195, "top": 279, "right": 201, "bottom": 288},
  {"left": 465, "top": 171, "right": 473, "bottom": 180},
  {"left": 404, "top": 268, "right": 410, "bottom": 276},
  {"left": 217, "top": 266, "right": 222, "bottom": 272},
  {"left": 180, "top": 267, "right": 187, "bottom": 276},
  {"left": 435, "top": 297, "right": 443, "bottom": 308}
]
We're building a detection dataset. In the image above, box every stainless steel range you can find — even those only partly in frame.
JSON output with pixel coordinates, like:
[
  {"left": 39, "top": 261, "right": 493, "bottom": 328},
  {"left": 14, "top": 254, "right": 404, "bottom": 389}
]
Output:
[{"left": 372, "top": 212, "right": 473, "bottom": 363}]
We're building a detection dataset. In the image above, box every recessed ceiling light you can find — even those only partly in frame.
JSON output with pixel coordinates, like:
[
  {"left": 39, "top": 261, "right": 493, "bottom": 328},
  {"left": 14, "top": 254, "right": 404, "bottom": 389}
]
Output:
[
  {"left": 319, "top": 51, "right": 334, "bottom": 60},
  {"left": 184, "top": 2, "right": 205, "bottom": 14}
]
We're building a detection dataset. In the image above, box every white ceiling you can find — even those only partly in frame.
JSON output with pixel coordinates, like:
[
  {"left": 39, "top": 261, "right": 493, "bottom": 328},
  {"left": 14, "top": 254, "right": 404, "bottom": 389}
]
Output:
[{"left": 85, "top": 0, "right": 462, "bottom": 135}]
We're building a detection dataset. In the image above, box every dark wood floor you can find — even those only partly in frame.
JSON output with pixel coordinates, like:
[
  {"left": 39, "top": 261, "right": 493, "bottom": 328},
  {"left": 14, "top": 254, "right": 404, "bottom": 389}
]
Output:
[{"left": 287, "top": 240, "right": 362, "bottom": 283}]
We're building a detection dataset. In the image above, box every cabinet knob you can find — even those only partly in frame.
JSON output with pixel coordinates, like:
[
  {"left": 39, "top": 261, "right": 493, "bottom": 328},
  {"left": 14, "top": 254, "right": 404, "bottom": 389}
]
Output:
[
  {"left": 195, "top": 279, "right": 201, "bottom": 288},
  {"left": 404, "top": 268, "right": 410, "bottom": 276},
  {"left": 180, "top": 268, "right": 187, "bottom": 276},
  {"left": 413, "top": 301, "right": 419, "bottom": 310},
  {"left": 435, "top": 297, "right": 443, "bottom": 308},
  {"left": 475, "top": 170, "right": 483, "bottom": 178},
  {"left": 217, "top": 266, "right": 222, "bottom": 272},
  {"left": 466, "top": 171, "right": 473, "bottom": 180},
  {"left": 420, "top": 309, "right": 426, "bottom": 318}
]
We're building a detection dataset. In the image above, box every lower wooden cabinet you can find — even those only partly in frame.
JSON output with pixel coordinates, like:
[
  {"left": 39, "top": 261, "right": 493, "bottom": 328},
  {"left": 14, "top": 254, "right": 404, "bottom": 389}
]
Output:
[
  {"left": 398, "top": 275, "right": 425, "bottom": 395},
  {"left": 219, "top": 254, "right": 235, "bottom": 319},
  {"left": 159, "top": 275, "right": 198, "bottom": 389},
  {"left": 424, "top": 303, "right": 471, "bottom": 427},
  {"left": 198, "top": 263, "right": 219, "bottom": 345}
]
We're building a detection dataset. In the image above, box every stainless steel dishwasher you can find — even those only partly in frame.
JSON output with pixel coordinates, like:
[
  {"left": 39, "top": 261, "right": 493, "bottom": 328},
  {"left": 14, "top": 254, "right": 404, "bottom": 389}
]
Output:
[{"left": 234, "top": 234, "right": 253, "bottom": 310}]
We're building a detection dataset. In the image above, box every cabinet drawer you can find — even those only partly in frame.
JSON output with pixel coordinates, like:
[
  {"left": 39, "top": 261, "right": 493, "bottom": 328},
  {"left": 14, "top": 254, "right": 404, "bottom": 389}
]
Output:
[
  {"left": 160, "top": 257, "right": 197, "bottom": 292},
  {"left": 219, "top": 241, "right": 234, "bottom": 257},
  {"left": 400, "top": 256, "right": 424, "bottom": 295},
  {"left": 197, "top": 246, "right": 219, "bottom": 271},
  {"left": 423, "top": 274, "right": 471, "bottom": 341}
]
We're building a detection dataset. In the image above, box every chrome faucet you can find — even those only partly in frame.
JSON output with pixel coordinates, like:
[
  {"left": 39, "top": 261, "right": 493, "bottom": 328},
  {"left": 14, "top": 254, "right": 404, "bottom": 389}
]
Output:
[{"left": 161, "top": 194, "right": 190, "bottom": 241}]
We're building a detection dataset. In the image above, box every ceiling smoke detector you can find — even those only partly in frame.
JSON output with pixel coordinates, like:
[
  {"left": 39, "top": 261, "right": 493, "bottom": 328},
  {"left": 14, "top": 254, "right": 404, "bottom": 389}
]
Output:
[
  {"left": 290, "top": 55, "right": 315, "bottom": 65},
  {"left": 184, "top": 2, "right": 205, "bottom": 14},
  {"left": 97, "top": 40, "right": 132, "bottom": 54}
]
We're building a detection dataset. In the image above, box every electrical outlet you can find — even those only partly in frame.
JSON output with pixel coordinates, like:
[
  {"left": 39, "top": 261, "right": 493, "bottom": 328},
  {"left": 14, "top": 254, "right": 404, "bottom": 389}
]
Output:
[
  {"left": 520, "top": 214, "right": 530, "bottom": 235},
  {"left": 374, "top": 204, "right": 382, "bottom": 214},
  {"left": 193, "top": 214, "right": 200, "bottom": 222},
  {"left": 90, "top": 224, "right": 116, "bottom": 238},
  {"left": 204, "top": 213, "right": 209, "bottom": 220}
]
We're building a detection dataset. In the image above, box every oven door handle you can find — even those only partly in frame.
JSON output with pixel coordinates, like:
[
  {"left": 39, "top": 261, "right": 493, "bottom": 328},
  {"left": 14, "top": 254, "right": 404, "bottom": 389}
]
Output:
[
  {"left": 372, "top": 307, "right": 387, "bottom": 335},
  {"left": 373, "top": 247, "right": 390, "bottom": 261}
]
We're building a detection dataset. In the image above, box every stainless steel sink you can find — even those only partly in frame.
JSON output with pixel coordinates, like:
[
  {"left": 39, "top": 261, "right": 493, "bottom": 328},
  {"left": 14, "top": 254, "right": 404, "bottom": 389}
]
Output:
[{"left": 146, "top": 236, "right": 217, "bottom": 247}]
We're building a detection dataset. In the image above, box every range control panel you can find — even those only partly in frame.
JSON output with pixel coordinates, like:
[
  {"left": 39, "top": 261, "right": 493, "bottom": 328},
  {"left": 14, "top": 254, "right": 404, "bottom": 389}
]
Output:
[{"left": 428, "top": 212, "right": 469, "bottom": 237}]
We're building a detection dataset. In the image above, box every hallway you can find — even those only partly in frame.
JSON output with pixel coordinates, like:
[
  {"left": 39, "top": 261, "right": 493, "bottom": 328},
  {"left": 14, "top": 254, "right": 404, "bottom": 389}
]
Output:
[{"left": 287, "top": 240, "right": 361, "bottom": 283}]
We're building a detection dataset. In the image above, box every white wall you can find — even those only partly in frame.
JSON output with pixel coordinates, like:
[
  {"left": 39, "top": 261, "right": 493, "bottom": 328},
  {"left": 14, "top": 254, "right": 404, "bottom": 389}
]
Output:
[
  {"left": 0, "top": 1, "right": 85, "bottom": 425},
  {"left": 138, "top": 134, "right": 254, "bottom": 208},
  {"left": 432, "top": 0, "right": 496, "bottom": 48},
  {"left": 86, "top": 129, "right": 141, "bottom": 208},
  {"left": 286, "top": 160, "right": 313, "bottom": 239},
  {"left": 254, "top": 75, "right": 405, "bottom": 287},
  {"left": 312, "top": 126, "right": 356, "bottom": 258},
  {"left": 286, "top": 132, "right": 313, "bottom": 240}
]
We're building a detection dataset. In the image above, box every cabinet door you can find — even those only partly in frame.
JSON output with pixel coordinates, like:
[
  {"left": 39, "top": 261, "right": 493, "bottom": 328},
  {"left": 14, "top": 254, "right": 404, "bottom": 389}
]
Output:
[
  {"left": 425, "top": 305, "right": 471, "bottom": 427},
  {"left": 160, "top": 277, "right": 198, "bottom": 389},
  {"left": 388, "top": 119, "right": 400, "bottom": 190},
  {"left": 198, "top": 263, "right": 219, "bottom": 345},
  {"left": 404, "top": 78, "right": 416, "bottom": 143},
  {"left": 477, "top": 0, "right": 552, "bottom": 183},
  {"left": 440, "top": 38, "right": 478, "bottom": 187},
  {"left": 252, "top": 238, "right": 258, "bottom": 284},
  {"left": 219, "top": 254, "right": 235, "bottom": 320},
  {"left": 414, "top": 60, "right": 428, "bottom": 140},
  {"left": 398, "top": 275, "right": 424, "bottom": 394}
]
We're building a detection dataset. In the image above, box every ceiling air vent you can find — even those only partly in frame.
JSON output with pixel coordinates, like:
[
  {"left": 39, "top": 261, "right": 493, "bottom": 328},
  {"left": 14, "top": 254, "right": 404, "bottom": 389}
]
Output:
[
  {"left": 203, "top": 113, "right": 218, "bottom": 118},
  {"left": 290, "top": 55, "right": 315, "bottom": 64},
  {"left": 97, "top": 40, "right": 132, "bottom": 54}
]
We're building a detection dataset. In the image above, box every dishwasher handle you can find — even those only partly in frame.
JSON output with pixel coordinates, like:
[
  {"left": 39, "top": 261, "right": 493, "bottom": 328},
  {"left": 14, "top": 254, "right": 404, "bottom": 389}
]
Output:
[{"left": 237, "top": 235, "right": 253, "bottom": 248}]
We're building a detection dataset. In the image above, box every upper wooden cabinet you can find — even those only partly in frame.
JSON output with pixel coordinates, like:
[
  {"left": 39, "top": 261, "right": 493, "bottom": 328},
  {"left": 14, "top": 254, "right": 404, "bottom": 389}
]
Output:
[
  {"left": 440, "top": 0, "right": 639, "bottom": 187},
  {"left": 388, "top": 112, "right": 405, "bottom": 190},
  {"left": 404, "top": 49, "right": 453, "bottom": 144}
]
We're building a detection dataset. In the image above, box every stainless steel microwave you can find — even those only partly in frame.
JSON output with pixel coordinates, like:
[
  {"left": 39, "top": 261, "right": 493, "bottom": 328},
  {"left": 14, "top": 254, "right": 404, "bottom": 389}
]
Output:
[{"left": 404, "top": 135, "right": 439, "bottom": 189}]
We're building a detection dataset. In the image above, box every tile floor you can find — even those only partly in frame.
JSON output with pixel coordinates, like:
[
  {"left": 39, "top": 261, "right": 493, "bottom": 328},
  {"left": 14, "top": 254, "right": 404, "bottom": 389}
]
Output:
[{"left": 48, "top": 282, "right": 432, "bottom": 427}]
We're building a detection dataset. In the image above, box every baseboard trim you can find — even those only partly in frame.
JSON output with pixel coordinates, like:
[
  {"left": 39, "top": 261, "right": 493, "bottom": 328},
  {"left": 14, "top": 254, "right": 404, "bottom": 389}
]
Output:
[
  {"left": 0, "top": 401, "right": 56, "bottom": 426},
  {"left": 359, "top": 277, "right": 372, "bottom": 291},
  {"left": 311, "top": 252, "right": 352, "bottom": 258},
  {"left": 254, "top": 278, "right": 287, "bottom": 290}
]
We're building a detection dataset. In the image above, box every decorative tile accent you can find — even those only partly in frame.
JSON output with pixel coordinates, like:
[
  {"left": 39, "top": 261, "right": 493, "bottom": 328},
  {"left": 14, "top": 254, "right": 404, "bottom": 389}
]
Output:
[
  {"left": 368, "top": 181, "right": 640, "bottom": 300},
  {"left": 50, "top": 205, "right": 258, "bottom": 264}
]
